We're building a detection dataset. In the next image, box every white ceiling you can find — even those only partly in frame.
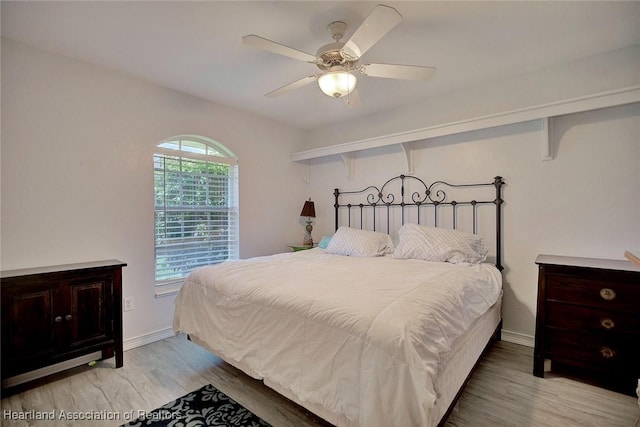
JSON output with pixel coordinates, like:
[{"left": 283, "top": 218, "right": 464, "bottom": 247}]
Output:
[{"left": 2, "top": 1, "right": 639, "bottom": 131}]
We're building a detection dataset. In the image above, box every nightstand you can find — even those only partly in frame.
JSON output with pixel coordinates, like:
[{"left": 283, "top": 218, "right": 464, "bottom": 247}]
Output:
[{"left": 534, "top": 254, "right": 640, "bottom": 396}]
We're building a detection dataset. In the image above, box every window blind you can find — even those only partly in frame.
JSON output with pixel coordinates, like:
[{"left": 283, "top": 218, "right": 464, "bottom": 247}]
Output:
[{"left": 154, "top": 153, "right": 238, "bottom": 283}]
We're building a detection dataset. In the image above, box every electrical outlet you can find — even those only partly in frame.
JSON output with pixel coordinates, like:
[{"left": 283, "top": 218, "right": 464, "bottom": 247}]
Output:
[{"left": 123, "top": 297, "right": 134, "bottom": 312}]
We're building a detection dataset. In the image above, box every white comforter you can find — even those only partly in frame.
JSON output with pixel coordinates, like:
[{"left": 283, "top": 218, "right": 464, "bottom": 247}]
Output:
[{"left": 173, "top": 248, "right": 502, "bottom": 427}]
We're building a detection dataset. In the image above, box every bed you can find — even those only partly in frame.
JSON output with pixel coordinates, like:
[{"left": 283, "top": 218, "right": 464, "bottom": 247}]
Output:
[{"left": 173, "top": 174, "right": 505, "bottom": 427}]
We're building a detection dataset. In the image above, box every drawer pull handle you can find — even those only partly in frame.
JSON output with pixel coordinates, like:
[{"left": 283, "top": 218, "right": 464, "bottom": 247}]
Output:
[
  {"left": 54, "top": 316, "right": 62, "bottom": 323},
  {"left": 65, "top": 314, "right": 72, "bottom": 321},
  {"left": 599, "top": 288, "right": 616, "bottom": 301},
  {"left": 599, "top": 347, "right": 616, "bottom": 359},
  {"left": 600, "top": 318, "right": 615, "bottom": 329}
]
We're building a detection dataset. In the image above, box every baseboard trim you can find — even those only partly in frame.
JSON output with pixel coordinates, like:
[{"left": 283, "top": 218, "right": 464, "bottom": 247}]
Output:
[
  {"left": 501, "top": 329, "right": 535, "bottom": 348},
  {"left": 2, "top": 351, "right": 102, "bottom": 389},
  {"left": 123, "top": 327, "right": 176, "bottom": 351}
]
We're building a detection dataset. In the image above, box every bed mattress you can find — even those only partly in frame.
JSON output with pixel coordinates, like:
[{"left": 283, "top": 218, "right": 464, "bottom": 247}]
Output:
[{"left": 173, "top": 248, "right": 502, "bottom": 427}]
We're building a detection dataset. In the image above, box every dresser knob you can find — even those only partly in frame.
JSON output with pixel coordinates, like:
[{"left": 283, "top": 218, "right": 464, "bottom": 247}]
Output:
[
  {"left": 599, "top": 288, "right": 616, "bottom": 301},
  {"left": 600, "top": 318, "right": 615, "bottom": 329},
  {"left": 54, "top": 316, "right": 62, "bottom": 323},
  {"left": 599, "top": 346, "right": 616, "bottom": 359},
  {"left": 65, "top": 314, "right": 72, "bottom": 321}
]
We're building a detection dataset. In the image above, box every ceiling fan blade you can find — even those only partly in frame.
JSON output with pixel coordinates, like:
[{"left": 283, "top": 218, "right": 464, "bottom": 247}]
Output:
[
  {"left": 360, "top": 63, "right": 436, "bottom": 80},
  {"left": 341, "top": 5, "right": 402, "bottom": 60},
  {"left": 265, "top": 75, "right": 319, "bottom": 98},
  {"left": 242, "top": 34, "right": 318, "bottom": 63}
]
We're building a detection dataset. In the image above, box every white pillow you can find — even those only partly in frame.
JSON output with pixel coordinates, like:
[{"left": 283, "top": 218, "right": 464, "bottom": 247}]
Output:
[
  {"left": 392, "top": 223, "right": 488, "bottom": 264},
  {"left": 324, "top": 226, "right": 394, "bottom": 257}
]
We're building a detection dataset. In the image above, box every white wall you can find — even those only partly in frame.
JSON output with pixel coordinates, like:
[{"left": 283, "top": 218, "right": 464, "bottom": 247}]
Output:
[
  {"left": 1, "top": 39, "right": 307, "bottom": 344},
  {"left": 304, "top": 103, "right": 640, "bottom": 341}
]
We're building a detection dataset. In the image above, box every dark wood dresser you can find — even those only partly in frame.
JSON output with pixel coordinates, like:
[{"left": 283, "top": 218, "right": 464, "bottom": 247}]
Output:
[
  {"left": 534, "top": 254, "right": 640, "bottom": 395},
  {"left": 1, "top": 260, "right": 126, "bottom": 389}
]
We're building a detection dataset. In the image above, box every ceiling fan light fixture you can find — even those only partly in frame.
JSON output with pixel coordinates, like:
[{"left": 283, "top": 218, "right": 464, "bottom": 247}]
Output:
[
  {"left": 318, "top": 71, "right": 357, "bottom": 98},
  {"left": 244, "top": 4, "right": 434, "bottom": 100}
]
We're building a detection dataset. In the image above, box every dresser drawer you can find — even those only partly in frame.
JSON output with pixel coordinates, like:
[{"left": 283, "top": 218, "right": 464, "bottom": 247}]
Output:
[
  {"left": 545, "top": 274, "right": 640, "bottom": 312},
  {"left": 546, "top": 329, "right": 638, "bottom": 375},
  {"left": 547, "top": 330, "right": 640, "bottom": 395},
  {"left": 546, "top": 301, "right": 640, "bottom": 335}
]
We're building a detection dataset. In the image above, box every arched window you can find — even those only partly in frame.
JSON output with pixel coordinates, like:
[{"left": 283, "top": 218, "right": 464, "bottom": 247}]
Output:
[{"left": 154, "top": 135, "right": 238, "bottom": 289}]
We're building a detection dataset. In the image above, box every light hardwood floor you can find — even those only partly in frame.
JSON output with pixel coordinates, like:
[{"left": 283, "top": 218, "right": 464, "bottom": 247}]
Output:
[{"left": 1, "top": 334, "right": 638, "bottom": 427}]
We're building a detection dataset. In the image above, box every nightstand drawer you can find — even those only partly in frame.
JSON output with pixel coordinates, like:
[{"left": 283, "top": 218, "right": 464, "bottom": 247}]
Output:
[
  {"left": 546, "top": 330, "right": 640, "bottom": 394},
  {"left": 546, "top": 329, "right": 637, "bottom": 373},
  {"left": 546, "top": 274, "right": 640, "bottom": 312},
  {"left": 546, "top": 302, "right": 640, "bottom": 335}
]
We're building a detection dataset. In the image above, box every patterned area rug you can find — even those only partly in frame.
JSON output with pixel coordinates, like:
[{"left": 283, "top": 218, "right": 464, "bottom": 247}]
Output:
[{"left": 121, "top": 384, "right": 271, "bottom": 427}]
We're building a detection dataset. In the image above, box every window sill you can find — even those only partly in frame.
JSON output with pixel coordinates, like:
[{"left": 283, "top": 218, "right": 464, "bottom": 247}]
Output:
[{"left": 154, "top": 280, "right": 183, "bottom": 298}]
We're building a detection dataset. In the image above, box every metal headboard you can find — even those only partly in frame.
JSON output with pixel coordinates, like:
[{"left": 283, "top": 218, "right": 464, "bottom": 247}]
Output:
[{"left": 334, "top": 175, "right": 505, "bottom": 271}]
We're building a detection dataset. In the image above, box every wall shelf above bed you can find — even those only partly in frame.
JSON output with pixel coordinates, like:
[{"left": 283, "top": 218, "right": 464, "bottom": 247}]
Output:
[{"left": 291, "top": 86, "right": 640, "bottom": 178}]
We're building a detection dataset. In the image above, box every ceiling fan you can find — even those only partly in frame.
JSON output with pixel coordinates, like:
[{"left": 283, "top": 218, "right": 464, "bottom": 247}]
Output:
[{"left": 242, "top": 4, "right": 436, "bottom": 100}]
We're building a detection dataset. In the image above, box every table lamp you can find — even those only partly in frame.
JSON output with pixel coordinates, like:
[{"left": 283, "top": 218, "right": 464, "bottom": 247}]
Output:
[{"left": 300, "top": 199, "right": 316, "bottom": 246}]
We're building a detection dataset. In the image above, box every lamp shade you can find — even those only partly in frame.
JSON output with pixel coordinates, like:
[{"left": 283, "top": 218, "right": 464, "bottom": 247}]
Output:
[
  {"left": 300, "top": 200, "right": 316, "bottom": 218},
  {"left": 318, "top": 71, "right": 357, "bottom": 98}
]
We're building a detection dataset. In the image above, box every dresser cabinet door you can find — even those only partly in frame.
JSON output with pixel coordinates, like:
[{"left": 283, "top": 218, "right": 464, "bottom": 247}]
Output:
[
  {"left": 63, "top": 273, "right": 113, "bottom": 351},
  {"left": 1, "top": 280, "right": 57, "bottom": 376}
]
